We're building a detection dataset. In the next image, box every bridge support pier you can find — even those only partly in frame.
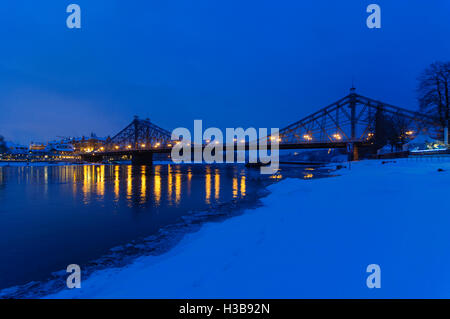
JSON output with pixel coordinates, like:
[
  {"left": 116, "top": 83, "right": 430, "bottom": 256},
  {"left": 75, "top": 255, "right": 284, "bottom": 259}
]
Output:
[
  {"left": 347, "top": 144, "right": 360, "bottom": 161},
  {"left": 131, "top": 152, "right": 153, "bottom": 165},
  {"left": 353, "top": 145, "right": 359, "bottom": 161},
  {"left": 81, "top": 154, "right": 103, "bottom": 163}
]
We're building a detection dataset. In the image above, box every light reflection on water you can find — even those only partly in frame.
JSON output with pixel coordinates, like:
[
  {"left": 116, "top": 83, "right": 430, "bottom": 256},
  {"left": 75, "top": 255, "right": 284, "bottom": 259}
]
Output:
[
  {"left": 0, "top": 163, "right": 327, "bottom": 291},
  {"left": 68, "top": 164, "right": 249, "bottom": 207},
  {"left": 0, "top": 164, "right": 254, "bottom": 290},
  {"left": 154, "top": 165, "right": 161, "bottom": 206}
]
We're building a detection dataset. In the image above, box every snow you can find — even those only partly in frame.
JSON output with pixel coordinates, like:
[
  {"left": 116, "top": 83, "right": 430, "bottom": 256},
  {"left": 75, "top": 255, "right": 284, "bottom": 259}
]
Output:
[
  {"left": 404, "top": 132, "right": 445, "bottom": 151},
  {"left": 46, "top": 159, "right": 450, "bottom": 298},
  {"left": 406, "top": 132, "right": 438, "bottom": 145}
]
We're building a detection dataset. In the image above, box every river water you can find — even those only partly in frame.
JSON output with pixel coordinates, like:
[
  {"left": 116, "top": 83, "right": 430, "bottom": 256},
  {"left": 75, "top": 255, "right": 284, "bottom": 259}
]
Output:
[{"left": 0, "top": 163, "right": 329, "bottom": 295}]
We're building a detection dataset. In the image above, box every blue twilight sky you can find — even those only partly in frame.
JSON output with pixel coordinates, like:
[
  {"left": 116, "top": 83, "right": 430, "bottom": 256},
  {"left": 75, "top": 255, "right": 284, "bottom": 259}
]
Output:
[{"left": 0, "top": 0, "right": 449, "bottom": 144}]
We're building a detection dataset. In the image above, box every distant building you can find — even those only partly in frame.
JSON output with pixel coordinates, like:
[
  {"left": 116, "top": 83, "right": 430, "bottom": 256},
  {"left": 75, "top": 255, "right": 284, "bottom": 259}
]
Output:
[
  {"left": 67, "top": 134, "right": 107, "bottom": 153},
  {"left": 2, "top": 134, "right": 107, "bottom": 162},
  {"left": 403, "top": 133, "right": 445, "bottom": 151},
  {"left": 29, "top": 143, "right": 47, "bottom": 154},
  {"left": 5, "top": 142, "right": 29, "bottom": 154},
  {"left": 45, "top": 141, "right": 75, "bottom": 154}
]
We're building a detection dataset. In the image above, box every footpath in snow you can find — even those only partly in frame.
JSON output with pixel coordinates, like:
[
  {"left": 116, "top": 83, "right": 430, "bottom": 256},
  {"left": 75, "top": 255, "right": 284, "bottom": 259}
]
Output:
[{"left": 47, "top": 159, "right": 450, "bottom": 298}]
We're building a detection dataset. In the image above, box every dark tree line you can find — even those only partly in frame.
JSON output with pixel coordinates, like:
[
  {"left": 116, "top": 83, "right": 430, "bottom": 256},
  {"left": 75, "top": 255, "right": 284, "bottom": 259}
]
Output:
[
  {"left": 0, "top": 135, "right": 6, "bottom": 154},
  {"left": 373, "top": 61, "right": 450, "bottom": 151},
  {"left": 374, "top": 108, "right": 410, "bottom": 151}
]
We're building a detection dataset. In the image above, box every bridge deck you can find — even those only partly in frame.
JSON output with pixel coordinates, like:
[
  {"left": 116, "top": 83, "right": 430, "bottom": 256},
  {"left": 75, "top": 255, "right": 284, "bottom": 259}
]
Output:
[{"left": 80, "top": 141, "right": 372, "bottom": 160}]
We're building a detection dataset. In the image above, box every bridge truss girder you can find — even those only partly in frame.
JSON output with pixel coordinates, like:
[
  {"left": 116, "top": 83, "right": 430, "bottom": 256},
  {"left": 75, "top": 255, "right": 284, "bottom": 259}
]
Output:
[
  {"left": 104, "top": 117, "right": 172, "bottom": 151},
  {"left": 277, "top": 92, "right": 440, "bottom": 146}
]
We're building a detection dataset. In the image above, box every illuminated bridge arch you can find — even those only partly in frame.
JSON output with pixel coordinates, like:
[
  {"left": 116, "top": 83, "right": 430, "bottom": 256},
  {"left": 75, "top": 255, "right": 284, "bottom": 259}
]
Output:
[
  {"left": 103, "top": 116, "right": 172, "bottom": 151},
  {"left": 275, "top": 89, "right": 440, "bottom": 146}
]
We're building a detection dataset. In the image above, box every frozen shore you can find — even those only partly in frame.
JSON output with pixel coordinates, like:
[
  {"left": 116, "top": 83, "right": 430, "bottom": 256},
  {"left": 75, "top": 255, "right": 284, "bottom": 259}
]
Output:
[{"left": 47, "top": 159, "right": 450, "bottom": 298}]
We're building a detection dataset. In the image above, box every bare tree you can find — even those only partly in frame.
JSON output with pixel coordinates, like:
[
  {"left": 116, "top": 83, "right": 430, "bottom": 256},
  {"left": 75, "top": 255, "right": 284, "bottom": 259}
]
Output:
[
  {"left": 0, "top": 135, "right": 6, "bottom": 154},
  {"left": 417, "top": 61, "right": 450, "bottom": 144}
]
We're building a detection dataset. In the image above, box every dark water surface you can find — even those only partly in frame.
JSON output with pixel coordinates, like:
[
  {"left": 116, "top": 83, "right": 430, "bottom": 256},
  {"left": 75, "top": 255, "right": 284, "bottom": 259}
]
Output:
[{"left": 0, "top": 163, "right": 328, "bottom": 292}]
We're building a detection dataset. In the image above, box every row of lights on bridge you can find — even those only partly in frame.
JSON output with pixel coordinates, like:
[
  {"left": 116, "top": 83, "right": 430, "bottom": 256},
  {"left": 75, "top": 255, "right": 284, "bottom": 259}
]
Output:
[
  {"left": 269, "top": 133, "right": 341, "bottom": 142},
  {"left": 268, "top": 130, "right": 414, "bottom": 143},
  {"left": 97, "top": 138, "right": 256, "bottom": 152},
  {"left": 303, "top": 130, "right": 414, "bottom": 142},
  {"left": 97, "top": 142, "right": 167, "bottom": 152},
  {"left": 94, "top": 130, "right": 415, "bottom": 152}
]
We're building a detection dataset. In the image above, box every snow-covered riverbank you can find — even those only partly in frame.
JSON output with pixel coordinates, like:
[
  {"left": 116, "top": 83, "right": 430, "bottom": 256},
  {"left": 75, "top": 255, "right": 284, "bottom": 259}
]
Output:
[{"left": 47, "top": 159, "right": 450, "bottom": 298}]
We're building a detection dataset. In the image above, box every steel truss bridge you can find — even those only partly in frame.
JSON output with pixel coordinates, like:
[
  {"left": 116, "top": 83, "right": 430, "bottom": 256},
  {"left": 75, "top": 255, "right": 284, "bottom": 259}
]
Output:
[
  {"left": 81, "top": 89, "right": 441, "bottom": 164},
  {"left": 103, "top": 116, "right": 172, "bottom": 151}
]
